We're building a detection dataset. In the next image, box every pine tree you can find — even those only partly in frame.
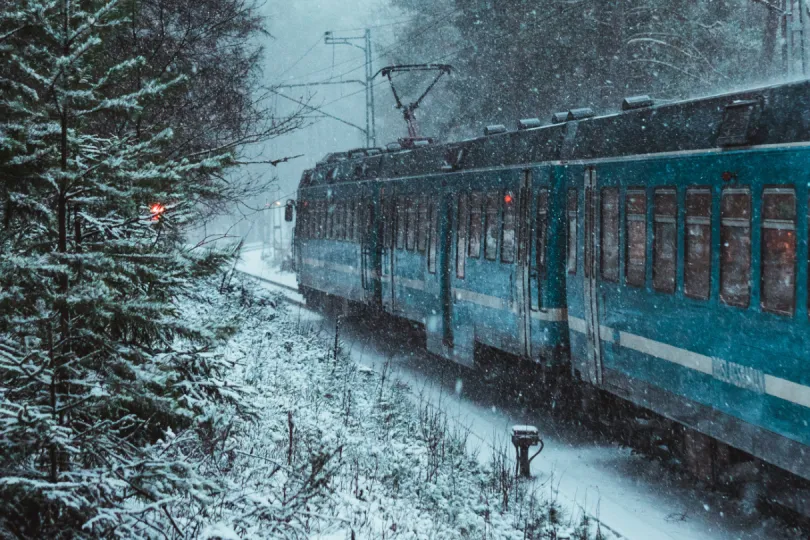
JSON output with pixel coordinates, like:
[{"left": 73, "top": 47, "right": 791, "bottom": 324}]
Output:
[{"left": 0, "top": 0, "right": 253, "bottom": 536}]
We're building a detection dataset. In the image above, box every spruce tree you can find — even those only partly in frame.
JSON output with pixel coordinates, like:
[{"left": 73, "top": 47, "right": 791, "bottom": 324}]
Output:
[{"left": 0, "top": 0, "right": 250, "bottom": 536}]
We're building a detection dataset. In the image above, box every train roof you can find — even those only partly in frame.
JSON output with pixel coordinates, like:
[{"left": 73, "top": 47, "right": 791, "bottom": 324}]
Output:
[{"left": 299, "top": 79, "right": 810, "bottom": 188}]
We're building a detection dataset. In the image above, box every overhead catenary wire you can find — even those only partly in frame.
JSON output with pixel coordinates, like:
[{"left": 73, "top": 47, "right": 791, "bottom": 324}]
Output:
[
  {"left": 312, "top": 3, "right": 580, "bottom": 112},
  {"left": 269, "top": 88, "right": 368, "bottom": 134},
  {"left": 274, "top": 35, "right": 323, "bottom": 82},
  {"left": 279, "top": 6, "right": 462, "bottom": 85},
  {"left": 322, "top": 7, "right": 463, "bottom": 83},
  {"left": 273, "top": 3, "right": 581, "bottom": 140},
  {"left": 281, "top": 0, "right": 577, "bottom": 89},
  {"left": 320, "top": 79, "right": 389, "bottom": 109}
]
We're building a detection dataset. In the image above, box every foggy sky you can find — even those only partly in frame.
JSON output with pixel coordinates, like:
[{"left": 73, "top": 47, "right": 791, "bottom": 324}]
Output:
[{"left": 256, "top": 0, "right": 402, "bottom": 199}]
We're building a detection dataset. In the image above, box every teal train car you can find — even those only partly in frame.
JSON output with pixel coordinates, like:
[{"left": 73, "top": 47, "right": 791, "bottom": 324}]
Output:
[{"left": 292, "top": 80, "right": 810, "bottom": 512}]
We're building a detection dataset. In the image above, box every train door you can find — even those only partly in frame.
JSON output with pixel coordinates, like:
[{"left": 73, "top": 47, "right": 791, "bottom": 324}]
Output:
[
  {"left": 440, "top": 194, "right": 454, "bottom": 347},
  {"left": 380, "top": 188, "right": 395, "bottom": 312},
  {"left": 361, "top": 200, "right": 381, "bottom": 306},
  {"left": 582, "top": 167, "right": 603, "bottom": 384},
  {"left": 516, "top": 170, "right": 532, "bottom": 358}
]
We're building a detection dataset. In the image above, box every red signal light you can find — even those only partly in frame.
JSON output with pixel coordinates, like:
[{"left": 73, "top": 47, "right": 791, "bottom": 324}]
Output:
[
  {"left": 150, "top": 203, "right": 165, "bottom": 221},
  {"left": 504, "top": 194, "right": 513, "bottom": 204}
]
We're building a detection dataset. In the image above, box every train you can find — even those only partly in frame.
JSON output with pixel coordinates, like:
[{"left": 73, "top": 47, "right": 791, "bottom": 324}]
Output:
[{"left": 288, "top": 79, "right": 810, "bottom": 514}]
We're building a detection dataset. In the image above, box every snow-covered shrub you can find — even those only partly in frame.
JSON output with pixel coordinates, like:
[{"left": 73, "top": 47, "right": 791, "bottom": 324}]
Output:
[{"left": 174, "top": 277, "right": 605, "bottom": 539}]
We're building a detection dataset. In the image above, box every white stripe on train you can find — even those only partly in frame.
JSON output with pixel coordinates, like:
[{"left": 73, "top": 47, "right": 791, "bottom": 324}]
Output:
[
  {"left": 300, "top": 258, "right": 810, "bottom": 410},
  {"left": 568, "top": 315, "right": 810, "bottom": 410}
]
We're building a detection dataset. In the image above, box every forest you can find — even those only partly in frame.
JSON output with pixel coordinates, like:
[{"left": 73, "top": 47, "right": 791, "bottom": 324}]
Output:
[{"left": 384, "top": 0, "right": 791, "bottom": 140}]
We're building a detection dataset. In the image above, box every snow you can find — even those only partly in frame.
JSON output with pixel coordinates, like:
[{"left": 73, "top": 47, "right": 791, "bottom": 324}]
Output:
[
  {"left": 237, "top": 249, "right": 795, "bottom": 540},
  {"left": 166, "top": 267, "right": 611, "bottom": 538},
  {"left": 240, "top": 243, "right": 299, "bottom": 291}
]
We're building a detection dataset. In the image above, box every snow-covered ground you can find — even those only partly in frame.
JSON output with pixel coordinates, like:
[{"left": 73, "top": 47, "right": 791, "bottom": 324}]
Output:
[
  {"left": 198, "top": 266, "right": 613, "bottom": 539},
  {"left": 237, "top": 246, "right": 799, "bottom": 540}
]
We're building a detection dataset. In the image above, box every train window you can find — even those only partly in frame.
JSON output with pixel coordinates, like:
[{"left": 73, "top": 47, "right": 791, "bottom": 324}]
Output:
[
  {"left": 396, "top": 197, "right": 406, "bottom": 249},
  {"left": 533, "top": 190, "right": 549, "bottom": 310},
  {"left": 406, "top": 198, "right": 417, "bottom": 251},
  {"left": 468, "top": 192, "right": 483, "bottom": 258},
  {"left": 351, "top": 200, "right": 359, "bottom": 242},
  {"left": 720, "top": 187, "right": 751, "bottom": 307},
  {"left": 653, "top": 188, "right": 677, "bottom": 293},
  {"left": 297, "top": 204, "right": 305, "bottom": 238},
  {"left": 339, "top": 202, "right": 347, "bottom": 241},
  {"left": 355, "top": 200, "right": 364, "bottom": 242},
  {"left": 567, "top": 189, "right": 578, "bottom": 274},
  {"left": 485, "top": 192, "right": 499, "bottom": 261},
  {"left": 625, "top": 189, "right": 646, "bottom": 287},
  {"left": 382, "top": 198, "right": 392, "bottom": 248},
  {"left": 312, "top": 204, "right": 318, "bottom": 239},
  {"left": 428, "top": 202, "right": 438, "bottom": 274},
  {"left": 761, "top": 186, "right": 796, "bottom": 315},
  {"left": 339, "top": 203, "right": 347, "bottom": 240},
  {"left": 386, "top": 197, "right": 395, "bottom": 248},
  {"left": 320, "top": 202, "right": 326, "bottom": 238},
  {"left": 348, "top": 201, "right": 355, "bottom": 242},
  {"left": 457, "top": 193, "right": 469, "bottom": 277},
  {"left": 417, "top": 198, "right": 429, "bottom": 252},
  {"left": 326, "top": 203, "right": 335, "bottom": 239},
  {"left": 600, "top": 188, "right": 620, "bottom": 281},
  {"left": 342, "top": 202, "right": 349, "bottom": 240},
  {"left": 343, "top": 201, "right": 354, "bottom": 242},
  {"left": 311, "top": 205, "right": 316, "bottom": 239},
  {"left": 345, "top": 202, "right": 353, "bottom": 241},
  {"left": 364, "top": 202, "right": 373, "bottom": 245},
  {"left": 324, "top": 202, "right": 331, "bottom": 239},
  {"left": 321, "top": 201, "right": 328, "bottom": 239},
  {"left": 501, "top": 192, "right": 516, "bottom": 263},
  {"left": 685, "top": 188, "right": 712, "bottom": 299}
]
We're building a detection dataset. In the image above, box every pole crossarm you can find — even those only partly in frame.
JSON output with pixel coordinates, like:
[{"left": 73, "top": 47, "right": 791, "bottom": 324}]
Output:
[{"left": 325, "top": 37, "right": 366, "bottom": 51}]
